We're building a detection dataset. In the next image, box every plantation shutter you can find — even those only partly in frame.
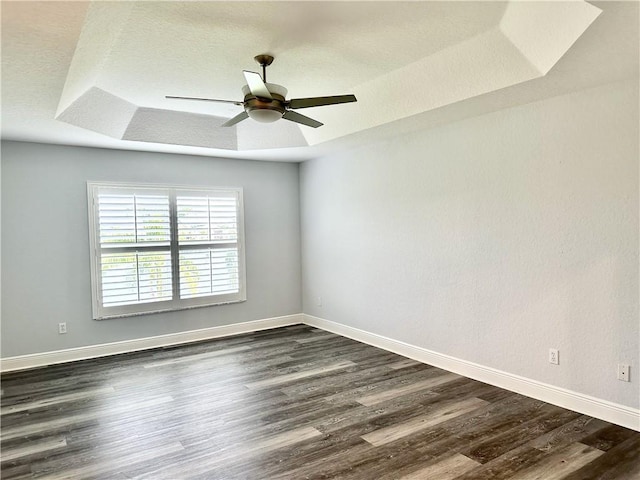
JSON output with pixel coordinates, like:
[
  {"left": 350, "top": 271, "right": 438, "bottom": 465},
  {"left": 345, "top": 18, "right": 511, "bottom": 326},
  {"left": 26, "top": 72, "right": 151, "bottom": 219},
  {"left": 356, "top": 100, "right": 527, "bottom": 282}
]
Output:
[
  {"left": 96, "top": 188, "right": 173, "bottom": 311},
  {"left": 176, "top": 191, "right": 240, "bottom": 299},
  {"left": 88, "top": 183, "right": 246, "bottom": 319}
]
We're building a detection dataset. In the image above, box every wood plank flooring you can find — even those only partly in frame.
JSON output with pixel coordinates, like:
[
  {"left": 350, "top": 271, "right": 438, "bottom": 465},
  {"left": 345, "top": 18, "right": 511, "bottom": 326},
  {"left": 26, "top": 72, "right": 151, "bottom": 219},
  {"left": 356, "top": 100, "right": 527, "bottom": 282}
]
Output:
[{"left": 1, "top": 325, "right": 639, "bottom": 479}]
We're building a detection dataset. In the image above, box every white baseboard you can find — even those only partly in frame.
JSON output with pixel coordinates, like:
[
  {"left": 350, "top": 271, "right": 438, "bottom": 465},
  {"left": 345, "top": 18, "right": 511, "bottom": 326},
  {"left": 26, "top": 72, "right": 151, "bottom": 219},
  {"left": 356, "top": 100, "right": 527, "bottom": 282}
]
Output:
[
  {"left": 3, "top": 312, "right": 637, "bottom": 431},
  {"left": 1, "top": 314, "right": 303, "bottom": 373},
  {"left": 303, "top": 314, "right": 640, "bottom": 432}
]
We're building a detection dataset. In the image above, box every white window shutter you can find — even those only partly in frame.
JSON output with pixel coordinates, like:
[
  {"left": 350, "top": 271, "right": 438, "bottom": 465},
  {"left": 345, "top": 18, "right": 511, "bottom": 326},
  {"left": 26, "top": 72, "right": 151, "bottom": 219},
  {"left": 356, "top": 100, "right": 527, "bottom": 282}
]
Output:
[{"left": 88, "top": 183, "right": 246, "bottom": 319}]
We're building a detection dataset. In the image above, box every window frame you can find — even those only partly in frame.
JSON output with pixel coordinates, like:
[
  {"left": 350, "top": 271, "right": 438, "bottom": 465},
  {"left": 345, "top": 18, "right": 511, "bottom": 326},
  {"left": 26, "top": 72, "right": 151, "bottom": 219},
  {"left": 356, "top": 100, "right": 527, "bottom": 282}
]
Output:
[{"left": 87, "top": 181, "right": 247, "bottom": 320}]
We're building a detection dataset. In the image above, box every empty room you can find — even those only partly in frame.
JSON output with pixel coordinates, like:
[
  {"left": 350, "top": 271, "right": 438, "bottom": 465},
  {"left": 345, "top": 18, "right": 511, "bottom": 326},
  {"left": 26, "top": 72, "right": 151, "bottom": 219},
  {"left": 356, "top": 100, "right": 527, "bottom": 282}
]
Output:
[{"left": 1, "top": 1, "right": 639, "bottom": 478}]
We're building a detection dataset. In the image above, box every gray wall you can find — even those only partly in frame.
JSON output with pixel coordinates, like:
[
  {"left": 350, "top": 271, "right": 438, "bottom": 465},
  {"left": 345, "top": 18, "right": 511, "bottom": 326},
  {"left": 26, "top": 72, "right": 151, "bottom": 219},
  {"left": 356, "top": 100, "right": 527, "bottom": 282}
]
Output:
[
  {"left": 1, "top": 142, "right": 302, "bottom": 357},
  {"left": 300, "top": 79, "right": 639, "bottom": 409}
]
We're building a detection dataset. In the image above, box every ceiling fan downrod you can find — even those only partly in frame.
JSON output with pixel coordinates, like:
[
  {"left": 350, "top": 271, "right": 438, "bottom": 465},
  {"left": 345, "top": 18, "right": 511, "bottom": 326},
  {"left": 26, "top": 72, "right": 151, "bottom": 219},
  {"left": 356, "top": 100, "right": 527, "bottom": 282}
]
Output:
[{"left": 254, "top": 54, "right": 274, "bottom": 82}]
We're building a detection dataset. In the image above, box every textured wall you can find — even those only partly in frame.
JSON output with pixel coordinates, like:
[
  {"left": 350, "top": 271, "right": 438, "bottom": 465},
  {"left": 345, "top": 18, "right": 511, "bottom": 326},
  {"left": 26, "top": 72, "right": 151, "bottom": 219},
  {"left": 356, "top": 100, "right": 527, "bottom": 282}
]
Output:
[
  {"left": 1, "top": 142, "right": 302, "bottom": 357},
  {"left": 300, "top": 79, "right": 639, "bottom": 408}
]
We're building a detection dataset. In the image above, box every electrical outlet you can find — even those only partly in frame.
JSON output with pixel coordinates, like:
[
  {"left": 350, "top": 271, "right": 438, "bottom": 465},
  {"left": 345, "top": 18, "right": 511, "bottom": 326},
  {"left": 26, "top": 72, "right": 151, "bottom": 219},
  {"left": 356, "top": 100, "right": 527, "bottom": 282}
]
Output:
[
  {"left": 58, "top": 322, "right": 67, "bottom": 334},
  {"left": 317, "top": 296, "right": 322, "bottom": 307},
  {"left": 618, "top": 364, "right": 630, "bottom": 382},
  {"left": 549, "top": 348, "right": 559, "bottom": 365}
]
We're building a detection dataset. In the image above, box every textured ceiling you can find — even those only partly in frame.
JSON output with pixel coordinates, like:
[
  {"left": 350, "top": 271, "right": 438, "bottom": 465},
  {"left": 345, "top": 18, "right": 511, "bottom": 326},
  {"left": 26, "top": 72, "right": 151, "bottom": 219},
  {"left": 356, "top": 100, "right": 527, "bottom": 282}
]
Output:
[{"left": 1, "top": 1, "right": 638, "bottom": 161}]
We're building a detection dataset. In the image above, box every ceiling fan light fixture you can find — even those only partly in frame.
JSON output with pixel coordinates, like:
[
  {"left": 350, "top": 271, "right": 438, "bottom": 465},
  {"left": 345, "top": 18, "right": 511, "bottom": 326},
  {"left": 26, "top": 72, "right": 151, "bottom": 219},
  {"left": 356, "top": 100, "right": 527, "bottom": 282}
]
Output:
[{"left": 247, "top": 108, "right": 283, "bottom": 123}]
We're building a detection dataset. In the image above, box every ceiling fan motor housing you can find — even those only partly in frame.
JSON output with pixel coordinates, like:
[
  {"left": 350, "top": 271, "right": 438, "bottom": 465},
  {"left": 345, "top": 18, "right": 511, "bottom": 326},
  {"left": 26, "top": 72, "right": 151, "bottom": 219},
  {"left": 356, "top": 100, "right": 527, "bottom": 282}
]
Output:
[{"left": 242, "top": 83, "right": 288, "bottom": 123}]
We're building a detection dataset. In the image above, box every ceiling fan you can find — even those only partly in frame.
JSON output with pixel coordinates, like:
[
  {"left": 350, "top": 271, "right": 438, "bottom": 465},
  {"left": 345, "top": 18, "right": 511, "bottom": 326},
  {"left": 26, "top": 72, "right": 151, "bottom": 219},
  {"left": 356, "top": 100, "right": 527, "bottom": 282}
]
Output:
[{"left": 166, "top": 54, "right": 357, "bottom": 128}]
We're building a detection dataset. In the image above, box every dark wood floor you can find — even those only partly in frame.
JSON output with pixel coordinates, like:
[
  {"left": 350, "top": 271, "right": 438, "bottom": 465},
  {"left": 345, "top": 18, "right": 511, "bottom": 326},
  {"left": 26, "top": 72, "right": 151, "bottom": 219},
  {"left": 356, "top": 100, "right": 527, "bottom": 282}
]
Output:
[{"left": 1, "top": 325, "right": 639, "bottom": 479}]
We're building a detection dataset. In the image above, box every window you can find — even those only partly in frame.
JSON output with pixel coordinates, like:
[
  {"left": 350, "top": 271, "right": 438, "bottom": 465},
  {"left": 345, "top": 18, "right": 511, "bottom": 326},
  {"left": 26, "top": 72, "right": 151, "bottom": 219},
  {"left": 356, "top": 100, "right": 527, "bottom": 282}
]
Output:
[{"left": 87, "top": 182, "right": 246, "bottom": 319}]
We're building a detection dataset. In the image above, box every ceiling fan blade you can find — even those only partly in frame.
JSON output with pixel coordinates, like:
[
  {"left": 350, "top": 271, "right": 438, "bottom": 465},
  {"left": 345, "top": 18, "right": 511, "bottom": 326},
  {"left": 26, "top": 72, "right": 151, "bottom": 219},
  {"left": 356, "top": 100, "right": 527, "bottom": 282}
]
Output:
[
  {"left": 243, "top": 71, "right": 273, "bottom": 100},
  {"left": 282, "top": 110, "right": 323, "bottom": 128},
  {"left": 221, "top": 111, "right": 249, "bottom": 127},
  {"left": 287, "top": 94, "right": 357, "bottom": 109},
  {"left": 165, "top": 95, "right": 243, "bottom": 106}
]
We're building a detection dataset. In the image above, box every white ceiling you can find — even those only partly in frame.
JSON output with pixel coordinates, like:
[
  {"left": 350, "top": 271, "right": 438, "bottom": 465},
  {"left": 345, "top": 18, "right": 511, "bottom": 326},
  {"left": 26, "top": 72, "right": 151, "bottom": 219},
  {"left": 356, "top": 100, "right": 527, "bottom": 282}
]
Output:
[{"left": 1, "top": 1, "right": 638, "bottom": 162}]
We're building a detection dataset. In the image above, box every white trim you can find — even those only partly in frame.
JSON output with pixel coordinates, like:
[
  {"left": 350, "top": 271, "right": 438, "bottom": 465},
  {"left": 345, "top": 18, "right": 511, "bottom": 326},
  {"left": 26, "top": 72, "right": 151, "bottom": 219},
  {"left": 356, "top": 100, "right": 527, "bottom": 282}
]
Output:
[
  {"left": 1, "top": 314, "right": 302, "bottom": 373},
  {"left": 303, "top": 314, "right": 640, "bottom": 432}
]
